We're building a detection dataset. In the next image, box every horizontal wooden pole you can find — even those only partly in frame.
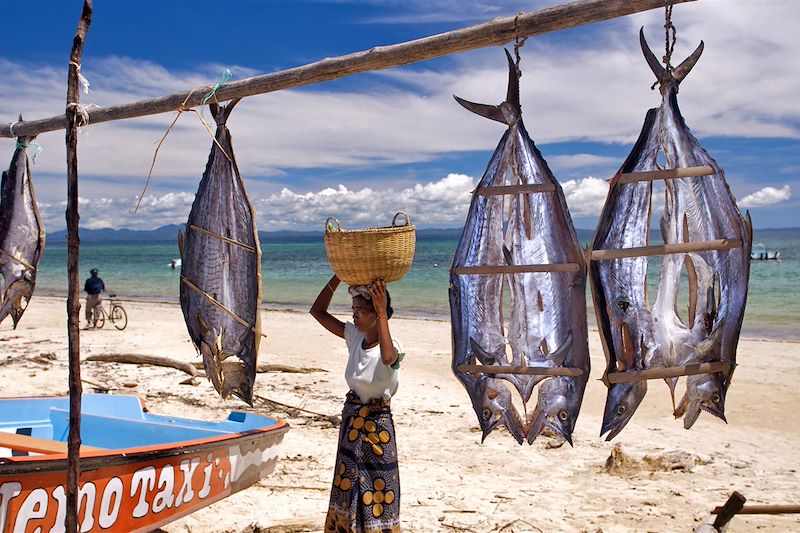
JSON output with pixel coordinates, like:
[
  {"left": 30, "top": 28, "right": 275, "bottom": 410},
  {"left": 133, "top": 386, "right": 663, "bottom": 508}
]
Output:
[
  {"left": 457, "top": 364, "right": 585, "bottom": 377},
  {"left": 453, "top": 263, "right": 581, "bottom": 275},
  {"left": 712, "top": 504, "right": 800, "bottom": 515},
  {"left": 617, "top": 164, "right": 714, "bottom": 184},
  {"left": 606, "top": 361, "right": 729, "bottom": 384},
  {"left": 0, "top": 0, "right": 695, "bottom": 139},
  {"left": 591, "top": 239, "right": 742, "bottom": 261},
  {"left": 476, "top": 184, "right": 556, "bottom": 195},
  {"left": 0, "top": 432, "right": 103, "bottom": 455}
]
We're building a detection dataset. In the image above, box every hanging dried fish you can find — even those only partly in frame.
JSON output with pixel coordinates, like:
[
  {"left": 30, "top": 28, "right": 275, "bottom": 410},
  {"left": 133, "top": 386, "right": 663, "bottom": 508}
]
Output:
[
  {"left": 179, "top": 99, "right": 262, "bottom": 404},
  {"left": 450, "top": 50, "right": 589, "bottom": 444},
  {"left": 592, "top": 30, "right": 751, "bottom": 439},
  {"left": 0, "top": 132, "right": 45, "bottom": 328}
]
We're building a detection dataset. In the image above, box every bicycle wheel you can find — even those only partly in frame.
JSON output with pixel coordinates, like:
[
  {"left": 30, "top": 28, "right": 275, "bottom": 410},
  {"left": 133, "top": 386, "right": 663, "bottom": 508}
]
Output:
[
  {"left": 94, "top": 309, "right": 105, "bottom": 329},
  {"left": 111, "top": 305, "right": 128, "bottom": 330}
]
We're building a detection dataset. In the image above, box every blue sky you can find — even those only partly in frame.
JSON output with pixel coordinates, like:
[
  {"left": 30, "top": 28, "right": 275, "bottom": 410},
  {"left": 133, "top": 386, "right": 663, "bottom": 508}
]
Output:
[{"left": 1, "top": 0, "right": 798, "bottom": 231}]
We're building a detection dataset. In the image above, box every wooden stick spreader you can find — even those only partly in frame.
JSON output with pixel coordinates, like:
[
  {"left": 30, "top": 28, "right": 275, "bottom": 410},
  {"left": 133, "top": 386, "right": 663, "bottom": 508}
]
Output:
[
  {"left": 605, "top": 361, "right": 729, "bottom": 384},
  {"left": 712, "top": 504, "right": 800, "bottom": 515},
  {"left": 453, "top": 264, "right": 581, "bottom": 274},
  {"left": 591, "top": 239, "right": 741, "bottom": 261},
  {"left": 616, "top": 164, "right": 714, "bottom": 184},
  {"left": 457, "top": 364, "right": 584, "bottom": 377},
  {"left": 476, "top": 184, "right": 556, "bottom": 195}
]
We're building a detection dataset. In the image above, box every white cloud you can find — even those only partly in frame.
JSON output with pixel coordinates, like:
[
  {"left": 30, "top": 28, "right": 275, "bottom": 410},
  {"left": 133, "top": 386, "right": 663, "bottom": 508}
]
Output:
[
  {"left": 2, "top": 1, "right": 798, "bottom": 230},
  {"left": 560, "top": 177, "right": 609, "bottom": 217},
  {"left": 738, "top": 185, "right": 791, "bottom": 208}
]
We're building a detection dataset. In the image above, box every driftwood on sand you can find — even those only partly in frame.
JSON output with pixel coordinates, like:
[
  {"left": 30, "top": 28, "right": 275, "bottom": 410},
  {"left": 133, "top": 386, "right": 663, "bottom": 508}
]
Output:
[{"left": 87, "top": 353, "right": 199, "bottom": 377}]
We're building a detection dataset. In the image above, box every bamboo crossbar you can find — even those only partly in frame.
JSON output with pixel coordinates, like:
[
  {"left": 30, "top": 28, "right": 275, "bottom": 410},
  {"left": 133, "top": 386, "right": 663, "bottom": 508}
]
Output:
[
  {"left": 712, "top": 504, "right": 800, "bottom": 515},
  {"left": 477, "top": 184, "right": 556, "bottom": 195},
  {"left": 605, "top": 361, "right": 729, "bottom": 384},
  {"left": 457, "top": 364, "right": 584, "bottom": 377},
  {"left": 0, "top": 432, "right": 103, "bottom": 455},
  {"left": 591, "top": 239, "right": 742, "bottom": 261},
  {"left": 0, "top": 0, "right": 695, "bottom": 139},
  {"left": 617, "top": 164, "right": 714, "bottom": 184},
  {"left": 453, "top": 264, "right": 581, "bottom": 275}
]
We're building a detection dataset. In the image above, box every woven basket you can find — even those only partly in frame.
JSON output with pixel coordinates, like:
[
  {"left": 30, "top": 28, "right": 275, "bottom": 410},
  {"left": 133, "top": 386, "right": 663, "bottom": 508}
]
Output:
[{"left": 324, "top": 212, "right": 416, "bottom": 285}]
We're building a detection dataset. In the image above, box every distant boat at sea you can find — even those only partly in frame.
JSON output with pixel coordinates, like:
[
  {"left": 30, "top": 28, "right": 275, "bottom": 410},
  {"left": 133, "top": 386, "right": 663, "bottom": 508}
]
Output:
[
  {"left": 750, "top": 244, "right": 780, "bottom": 261},
  {"left": 169, "top": 258, "right": 182, "bottom": 269}
]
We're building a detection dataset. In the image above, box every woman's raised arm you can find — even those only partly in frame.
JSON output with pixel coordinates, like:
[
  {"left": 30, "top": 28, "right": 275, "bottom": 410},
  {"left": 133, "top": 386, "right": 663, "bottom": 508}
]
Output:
[{"left": 310, "top": 275, "right": 345, "bottom": 338}]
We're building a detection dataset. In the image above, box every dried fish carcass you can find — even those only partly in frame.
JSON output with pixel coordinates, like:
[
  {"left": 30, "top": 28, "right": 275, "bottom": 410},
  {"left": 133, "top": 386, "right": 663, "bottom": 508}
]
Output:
[
  {"left": 0, "top": 134, "right": 45, "bottom": 328},
  {"left": 179, "top": 100, "right": 262, "bottom": 404},
  {"left": 591, "top": 31, "right": 751, "bottom": 439},
  {"left": 451, "top": 50, "right": 589, "bottom": 445}
]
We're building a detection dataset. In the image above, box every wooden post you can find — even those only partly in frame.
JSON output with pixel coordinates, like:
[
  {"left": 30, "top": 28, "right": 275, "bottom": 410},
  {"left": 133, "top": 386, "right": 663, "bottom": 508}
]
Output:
[
  {"left": 0, "top": 0, "right": 696, "bottom": 139},
  {"left": 65, "top": 2, "right": 92, "bottom": 532}
]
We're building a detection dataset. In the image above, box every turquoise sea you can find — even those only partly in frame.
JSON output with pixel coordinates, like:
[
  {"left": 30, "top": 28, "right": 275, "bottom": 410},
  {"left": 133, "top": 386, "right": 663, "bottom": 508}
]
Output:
[{"left": 35, "top": 228, "right": 800, "bottom": 341}]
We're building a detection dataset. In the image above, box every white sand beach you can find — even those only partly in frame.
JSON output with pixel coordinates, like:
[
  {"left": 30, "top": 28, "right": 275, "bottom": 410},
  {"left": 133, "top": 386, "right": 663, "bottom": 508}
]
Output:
[{"left": 2, "top": 296, "right": 799, "bottom": 532}]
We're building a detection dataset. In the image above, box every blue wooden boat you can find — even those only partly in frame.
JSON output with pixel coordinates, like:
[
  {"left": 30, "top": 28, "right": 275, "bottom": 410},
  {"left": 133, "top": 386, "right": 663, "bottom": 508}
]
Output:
[{"left": 0, "top": 393, "right": 289, "bottom": 532}]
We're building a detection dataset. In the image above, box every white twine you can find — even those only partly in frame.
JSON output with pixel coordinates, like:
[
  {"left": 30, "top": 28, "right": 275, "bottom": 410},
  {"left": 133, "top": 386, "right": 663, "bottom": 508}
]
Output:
[
  {"left": 8, "top": 121, "right": 18, "bottom": 137},
  {"left": 70, "top": 61, "right": 91, "bottom": 95}
]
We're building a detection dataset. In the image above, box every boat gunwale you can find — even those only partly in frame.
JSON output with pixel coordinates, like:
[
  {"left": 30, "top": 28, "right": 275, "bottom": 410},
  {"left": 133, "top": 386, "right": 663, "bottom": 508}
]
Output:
[{"left": 0, "top": 422, "right": 289, "bottom": 474}]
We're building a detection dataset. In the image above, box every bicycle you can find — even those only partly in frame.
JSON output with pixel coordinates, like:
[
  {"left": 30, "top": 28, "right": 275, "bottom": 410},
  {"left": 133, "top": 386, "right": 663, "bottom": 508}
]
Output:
[{"left": 92, "top": 294, "right": 128, "bottom": 330}]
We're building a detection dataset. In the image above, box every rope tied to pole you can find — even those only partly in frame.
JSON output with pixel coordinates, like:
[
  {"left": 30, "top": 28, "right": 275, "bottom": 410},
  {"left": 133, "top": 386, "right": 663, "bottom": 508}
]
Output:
[
  {"left": 651, "top": 1, "right": 678, "bottom": 90},
  {"left": 15, "top": 139, "right": 44, "bottom": 164},
  {"left": 512, "top": 13, "right": 528, "bottom": 79},
  {"left": 69, "top": 61, "right": 91, "bottom": 95},
  {"left": 201, "top": 68, "right": 232, "bottom": 106},
  {"left": 136, "top": 81, "right": 233, "bottom": 213}
]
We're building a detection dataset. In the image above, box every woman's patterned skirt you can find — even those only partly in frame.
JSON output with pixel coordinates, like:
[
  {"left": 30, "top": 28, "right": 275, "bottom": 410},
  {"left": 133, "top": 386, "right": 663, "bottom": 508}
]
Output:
[{"left": 325, "top": 391, "right": 400, "bottom": 533}]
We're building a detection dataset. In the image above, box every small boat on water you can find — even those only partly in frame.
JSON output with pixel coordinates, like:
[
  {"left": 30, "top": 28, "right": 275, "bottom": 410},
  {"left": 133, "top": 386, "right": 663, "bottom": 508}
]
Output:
[
  {"left": 169, "top": 258, "right": 182, "bottom": 269},
  {"left": 0, "top": 394, "right": 288, "bottom": 532},
  {"left": 750, "top": 245, "right": 780, "bottom": 260}
]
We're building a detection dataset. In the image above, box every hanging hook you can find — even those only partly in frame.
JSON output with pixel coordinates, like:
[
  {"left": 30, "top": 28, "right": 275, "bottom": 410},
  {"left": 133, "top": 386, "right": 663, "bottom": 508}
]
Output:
[{"left": 512, "top": 12, "right": 527, "bottom": 80}]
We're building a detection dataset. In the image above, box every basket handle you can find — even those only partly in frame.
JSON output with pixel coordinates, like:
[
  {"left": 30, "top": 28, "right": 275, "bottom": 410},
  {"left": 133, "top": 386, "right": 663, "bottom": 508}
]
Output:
[
  {"left": 391, "top": 212, "right": 411, "bottom": 227},
  {"left": 325, "top": 217, "right": 342, "bottom": 233}
]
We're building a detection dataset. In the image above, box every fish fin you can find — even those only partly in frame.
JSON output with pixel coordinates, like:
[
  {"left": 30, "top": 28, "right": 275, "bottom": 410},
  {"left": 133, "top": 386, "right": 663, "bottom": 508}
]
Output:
[
  {"left": 453, "top": 49, "right": 520, "bottom": 126},
  {"left": 548, "top": 332, "right": 572, "bottom": 367},
  {"left": 674, "top": 392, "right": 688, "bottom": 418},
  {"left": 743, "top": 211, "right": 753, "bottom": 245},
  {"left": 453, "top": 96, "right": 507, "bottom": 124},
  {"left": 222, "top": 98, "right": 242, "bottom": 122},
  {"left": 639, "top": 28, "right": 666, "bottom": 81},
  {"left": 523, "top": 194, "right": 532, "bottom": 239},
  {"left": 620, "top": 323, "right": 635, "bottom": 369},
  {"left": 536, "top": 290, "right": 544, "bottom": 313},
  {"left": 469, "top": 337, "right": 496, "bottom": 365},
  {"left": 672, "top": 41, "right": 704, "bottom": 83},
  {"left": 696, "top": 325, "right": 723, "bottom": 361},
  {"left": 539, "top": 338, "right": 549, "bottom": 357},
  {"left": 684, "top": 254, "right": 698, "bottom": 329},
  {"left": 502, "top": 244, "right": 514, "bottom": 266}
]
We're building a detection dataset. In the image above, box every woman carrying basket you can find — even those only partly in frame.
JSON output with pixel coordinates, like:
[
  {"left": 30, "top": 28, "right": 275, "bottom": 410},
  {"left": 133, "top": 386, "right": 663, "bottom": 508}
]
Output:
[{"left": 311, "top": 275, "right": 404, "bottom": 533}]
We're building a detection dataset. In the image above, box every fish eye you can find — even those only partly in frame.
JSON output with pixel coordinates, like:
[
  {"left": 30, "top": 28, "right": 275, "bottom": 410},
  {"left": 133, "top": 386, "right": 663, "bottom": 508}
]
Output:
[
  {"left": 616, "top": 405, "right": 626, "bottom": 416},
  {"left": 481, "top": 408, "right": 491, "bottom": 421},
  {"left": 712, "top": 394, "right": 721, "bottom": 404},
  {"left": 558, "top": 410, "right": 568, "bottom": 421}
]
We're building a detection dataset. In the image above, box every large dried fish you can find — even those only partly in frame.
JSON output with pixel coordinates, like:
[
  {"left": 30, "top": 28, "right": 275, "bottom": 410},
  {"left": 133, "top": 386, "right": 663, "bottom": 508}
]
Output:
[
  {"left": 0, "top": 134, "right": 45, "bottom": 328},
  {"left": 451, "top": 50, "right": 589, "bottom": 444},
  {"left": 179, "top": 100, "right": 262, "bottom": 404},
  {"left": 592, "top": 31, "right": 751, "bottom": 439}
]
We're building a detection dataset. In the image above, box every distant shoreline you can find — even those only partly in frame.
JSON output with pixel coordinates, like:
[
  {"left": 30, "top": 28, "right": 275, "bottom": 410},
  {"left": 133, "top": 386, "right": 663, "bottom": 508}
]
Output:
[{"left": 32, "top": 292, "right": 799, "bottom": 343}]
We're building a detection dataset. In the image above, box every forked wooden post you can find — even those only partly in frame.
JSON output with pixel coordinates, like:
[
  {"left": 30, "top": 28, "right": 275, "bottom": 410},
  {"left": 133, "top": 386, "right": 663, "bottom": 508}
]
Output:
[{"left": 65, "top": 2, "right": 92, "bottom": 532}]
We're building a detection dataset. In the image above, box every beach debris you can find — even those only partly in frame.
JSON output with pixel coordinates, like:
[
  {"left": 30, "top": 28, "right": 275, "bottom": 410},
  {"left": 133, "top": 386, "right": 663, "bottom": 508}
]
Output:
[
  {"left": 0, "top": 129, "right": 46, "bottom": 328},
  {"left": 450, "top": 49, "right": 589, "bottom": 444},
  {"left": 591, "top": 30, "right": 751, "bottom": 439},
  {"left": 87, "top": 353, "right": 200, "bottom": 377},
  {"left": 179, "top": 99, "right": 262, "bottom": 405}
]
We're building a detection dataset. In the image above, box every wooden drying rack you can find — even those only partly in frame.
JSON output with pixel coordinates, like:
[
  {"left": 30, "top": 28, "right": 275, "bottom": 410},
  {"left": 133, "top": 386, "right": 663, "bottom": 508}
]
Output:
[{"left": 592, "top": 164, "right": 738, "bottom": 384}]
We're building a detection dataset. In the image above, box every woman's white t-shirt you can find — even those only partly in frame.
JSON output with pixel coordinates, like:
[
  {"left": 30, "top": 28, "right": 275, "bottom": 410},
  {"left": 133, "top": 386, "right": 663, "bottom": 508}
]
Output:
[{"left": 344, "top": 322, "right": 404, "bottom": 403}]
